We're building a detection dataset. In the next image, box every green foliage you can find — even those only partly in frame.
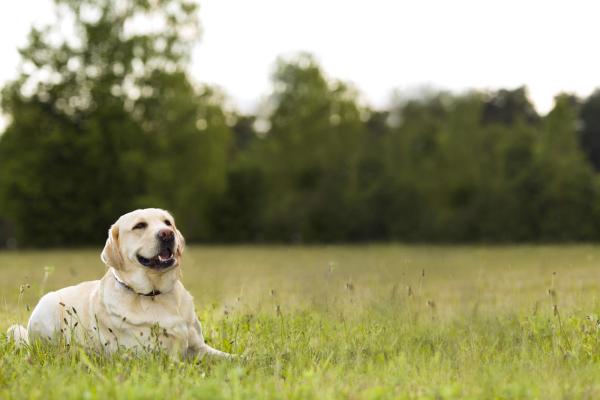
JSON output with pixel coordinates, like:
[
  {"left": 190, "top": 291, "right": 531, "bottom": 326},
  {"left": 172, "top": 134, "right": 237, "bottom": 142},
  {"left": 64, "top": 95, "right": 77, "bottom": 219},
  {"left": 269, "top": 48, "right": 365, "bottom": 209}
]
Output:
[{"left": 212, "top": 73, "right": 600, "bottom": 243}]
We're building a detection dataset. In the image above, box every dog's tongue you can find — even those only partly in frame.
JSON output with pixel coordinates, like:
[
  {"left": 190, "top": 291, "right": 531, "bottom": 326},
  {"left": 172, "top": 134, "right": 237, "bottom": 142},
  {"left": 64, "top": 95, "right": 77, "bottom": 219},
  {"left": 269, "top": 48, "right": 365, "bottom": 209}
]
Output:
[{"left": 158, "top": 248, "right": 172, "bottom": 261}]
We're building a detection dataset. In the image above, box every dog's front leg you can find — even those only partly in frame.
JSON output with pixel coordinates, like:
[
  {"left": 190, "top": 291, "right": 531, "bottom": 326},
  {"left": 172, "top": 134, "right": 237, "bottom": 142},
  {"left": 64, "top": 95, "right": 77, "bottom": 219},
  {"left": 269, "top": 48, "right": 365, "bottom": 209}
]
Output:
[
  {"left": 186, "top": 319, "right": 233, "bottom": 360},
  {"left": 199, "top": 342, "right": 233, "bottom": 359}
]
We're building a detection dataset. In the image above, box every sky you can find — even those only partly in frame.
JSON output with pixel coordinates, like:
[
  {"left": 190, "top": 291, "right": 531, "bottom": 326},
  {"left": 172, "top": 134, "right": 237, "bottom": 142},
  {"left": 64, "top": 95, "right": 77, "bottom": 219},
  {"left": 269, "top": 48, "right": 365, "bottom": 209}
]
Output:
[{"left": 1, "top": 0, "right": 600, "bottom": 127}]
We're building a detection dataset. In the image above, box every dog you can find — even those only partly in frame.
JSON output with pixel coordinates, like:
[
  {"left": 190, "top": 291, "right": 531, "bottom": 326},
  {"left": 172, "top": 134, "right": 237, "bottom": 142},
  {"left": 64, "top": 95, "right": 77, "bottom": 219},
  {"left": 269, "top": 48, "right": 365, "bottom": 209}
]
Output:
[{"left": 7, "top": 208, "right": 231, "bottom": 359}]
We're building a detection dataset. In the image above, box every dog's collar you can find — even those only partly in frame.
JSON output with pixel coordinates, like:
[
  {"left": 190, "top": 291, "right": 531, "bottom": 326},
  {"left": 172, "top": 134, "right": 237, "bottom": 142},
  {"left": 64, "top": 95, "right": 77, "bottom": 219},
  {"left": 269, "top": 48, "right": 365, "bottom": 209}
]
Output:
[{"left": 111, "top": 269, "right": 162, "bottom": 297}]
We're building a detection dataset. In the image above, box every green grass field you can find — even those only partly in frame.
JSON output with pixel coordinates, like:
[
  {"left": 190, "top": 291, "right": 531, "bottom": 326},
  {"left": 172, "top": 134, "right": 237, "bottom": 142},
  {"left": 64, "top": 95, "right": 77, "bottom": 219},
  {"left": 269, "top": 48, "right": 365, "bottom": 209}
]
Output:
[{"left": 2, "top": 245, "right": 600, "bottom": 399}]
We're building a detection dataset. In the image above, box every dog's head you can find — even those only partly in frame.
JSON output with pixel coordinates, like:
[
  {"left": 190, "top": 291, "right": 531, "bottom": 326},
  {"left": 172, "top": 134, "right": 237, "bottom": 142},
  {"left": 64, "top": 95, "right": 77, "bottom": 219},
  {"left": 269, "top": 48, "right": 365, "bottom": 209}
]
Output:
[{"left": 101, "top": 209, "right": 185, "bottom": 291}]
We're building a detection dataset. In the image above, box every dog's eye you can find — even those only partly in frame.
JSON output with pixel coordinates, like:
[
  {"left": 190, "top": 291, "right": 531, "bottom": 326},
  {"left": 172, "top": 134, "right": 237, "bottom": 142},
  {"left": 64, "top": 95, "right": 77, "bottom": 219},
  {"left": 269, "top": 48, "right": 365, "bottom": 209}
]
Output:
[
  {"left": 132, "top": 222, "right": 147, "bottom": 230},
  {"left": 164, "top": 220, "right": 172, "bottom": 226}
]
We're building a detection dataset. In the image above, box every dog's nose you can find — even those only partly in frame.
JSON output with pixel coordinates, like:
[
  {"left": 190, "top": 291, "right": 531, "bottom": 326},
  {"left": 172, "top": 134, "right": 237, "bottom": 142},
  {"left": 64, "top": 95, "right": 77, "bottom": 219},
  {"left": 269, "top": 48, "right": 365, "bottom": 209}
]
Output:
[{"left": 157, "top": 229, "right": 174, "bottom": 242}]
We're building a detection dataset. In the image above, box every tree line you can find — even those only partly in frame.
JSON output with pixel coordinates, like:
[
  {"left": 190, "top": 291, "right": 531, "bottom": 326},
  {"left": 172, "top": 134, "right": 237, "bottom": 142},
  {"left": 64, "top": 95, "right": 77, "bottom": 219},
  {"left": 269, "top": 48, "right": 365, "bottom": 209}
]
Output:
[{"left": 2, "top": 0, "right": 600, "bottom": 247}]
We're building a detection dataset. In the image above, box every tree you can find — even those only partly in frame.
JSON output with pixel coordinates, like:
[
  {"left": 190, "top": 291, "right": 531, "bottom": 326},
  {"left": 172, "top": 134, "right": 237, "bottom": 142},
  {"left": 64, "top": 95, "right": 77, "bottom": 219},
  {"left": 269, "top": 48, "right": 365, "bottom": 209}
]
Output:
[
  {"left": 251, "top": 54, "right": 369, "bottom": 241},
  {"left": 0, "top": 0, "right": 232, "bottom": 246},
  {"left": 534, "top": 94, "right": 599, "bottom": 240},
  {"left": 482, "top": 87, "right": 540, "bottom": 126},
  {"left": 580, "top": 90, "right": 600, "bottom": 170}
]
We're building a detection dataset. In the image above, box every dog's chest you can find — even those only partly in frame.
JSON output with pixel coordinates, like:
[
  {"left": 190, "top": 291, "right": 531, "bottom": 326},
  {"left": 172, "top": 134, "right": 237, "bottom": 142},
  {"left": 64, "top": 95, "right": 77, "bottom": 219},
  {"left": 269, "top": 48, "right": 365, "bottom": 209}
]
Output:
[
  {"left": 100, "top": 293, "right": 193, "bottom": 354},
  {"left": 108, "top": 315, "right": 191, "bottom": 353}
]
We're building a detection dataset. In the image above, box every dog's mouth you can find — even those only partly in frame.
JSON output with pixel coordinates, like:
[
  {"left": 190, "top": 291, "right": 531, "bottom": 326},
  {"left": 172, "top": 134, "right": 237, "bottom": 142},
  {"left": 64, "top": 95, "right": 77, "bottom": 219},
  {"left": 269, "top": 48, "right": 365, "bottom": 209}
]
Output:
[{"left": 136, "top": 248, "right": 175, "bottom": 269}]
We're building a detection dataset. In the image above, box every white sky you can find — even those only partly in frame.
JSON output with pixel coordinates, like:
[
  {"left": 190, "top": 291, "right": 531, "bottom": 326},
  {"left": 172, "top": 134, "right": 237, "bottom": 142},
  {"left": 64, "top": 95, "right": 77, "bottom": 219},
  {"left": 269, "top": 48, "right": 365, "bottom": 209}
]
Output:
[{"left": 1, "top": 0, "right": 600, "bottom": 126}]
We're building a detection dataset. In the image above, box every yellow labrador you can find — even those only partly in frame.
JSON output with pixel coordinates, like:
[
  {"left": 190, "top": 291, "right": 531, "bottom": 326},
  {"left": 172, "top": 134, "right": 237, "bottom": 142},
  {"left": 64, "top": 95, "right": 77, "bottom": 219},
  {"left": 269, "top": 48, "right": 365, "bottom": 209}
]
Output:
[{"left": 7, "top": 208, "right": 231, "bottom": 359}]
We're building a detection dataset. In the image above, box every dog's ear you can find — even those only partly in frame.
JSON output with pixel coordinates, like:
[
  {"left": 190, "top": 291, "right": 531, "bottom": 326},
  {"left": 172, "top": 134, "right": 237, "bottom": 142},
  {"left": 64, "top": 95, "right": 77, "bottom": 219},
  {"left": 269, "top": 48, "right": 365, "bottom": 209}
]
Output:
[
  {"left": 101, "top": 223, "right": 122, "bottom": 269},
  {"left": 175, "top": 227, "right": 186, "bottom": 258}
]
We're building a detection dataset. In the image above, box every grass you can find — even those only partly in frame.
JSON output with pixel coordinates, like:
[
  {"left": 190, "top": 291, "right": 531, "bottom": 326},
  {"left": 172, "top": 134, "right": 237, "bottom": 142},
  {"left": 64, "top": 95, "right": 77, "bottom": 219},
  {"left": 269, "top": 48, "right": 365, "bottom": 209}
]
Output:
[{"left": 3, "top": 245, "right": 600, "bottom": 399}]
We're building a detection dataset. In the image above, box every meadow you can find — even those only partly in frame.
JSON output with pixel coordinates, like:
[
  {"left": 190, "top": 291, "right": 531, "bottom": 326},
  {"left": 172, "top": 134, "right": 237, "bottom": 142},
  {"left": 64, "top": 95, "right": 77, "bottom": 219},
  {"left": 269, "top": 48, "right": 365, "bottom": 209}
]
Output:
[{"left": 2, "top": 245, "right": 600, "bottom": 399}]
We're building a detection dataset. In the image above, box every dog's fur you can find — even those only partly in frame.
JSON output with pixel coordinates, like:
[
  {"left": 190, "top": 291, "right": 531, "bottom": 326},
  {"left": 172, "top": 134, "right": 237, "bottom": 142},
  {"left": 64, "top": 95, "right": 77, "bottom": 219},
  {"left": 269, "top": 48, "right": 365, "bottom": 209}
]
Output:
[{"left": 7, "top": 208, "right": 230, "bottom": 359}]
